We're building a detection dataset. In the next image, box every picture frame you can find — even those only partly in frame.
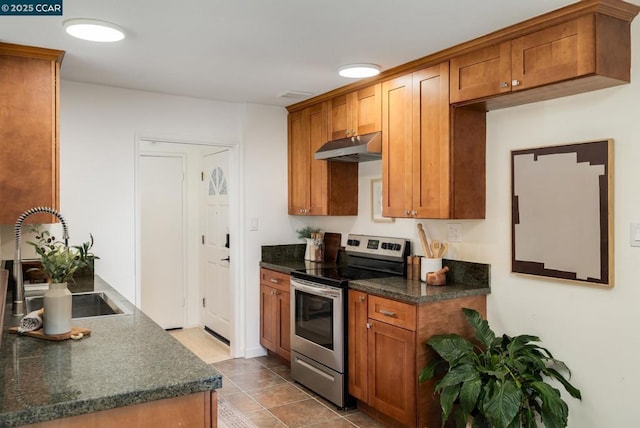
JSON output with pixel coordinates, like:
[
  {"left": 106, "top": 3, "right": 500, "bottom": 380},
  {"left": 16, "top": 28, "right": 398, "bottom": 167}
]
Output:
[
  {"left": 371, "top": 178, "right": 394, "bottom": 223},
  {"left": 511, "top": 139, "right": 613, "bottom": 287}
]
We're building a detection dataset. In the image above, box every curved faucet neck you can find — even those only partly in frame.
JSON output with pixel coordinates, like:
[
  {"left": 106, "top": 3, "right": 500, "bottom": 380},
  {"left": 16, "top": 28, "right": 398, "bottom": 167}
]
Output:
[{"left": 13, "top": 207, "right": 70, "bottom": 316}]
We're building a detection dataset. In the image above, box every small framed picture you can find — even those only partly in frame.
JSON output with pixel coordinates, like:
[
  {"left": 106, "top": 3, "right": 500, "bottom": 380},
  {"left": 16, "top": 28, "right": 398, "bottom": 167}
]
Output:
[{"left": 371, "top": 178, "right": 394, "bottom": 223}]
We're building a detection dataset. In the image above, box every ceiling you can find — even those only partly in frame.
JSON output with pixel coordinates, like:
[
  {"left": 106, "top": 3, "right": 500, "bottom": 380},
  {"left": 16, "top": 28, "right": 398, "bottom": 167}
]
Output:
[{"left": 1, "top": 0, "right": 579, "bottom": 107}]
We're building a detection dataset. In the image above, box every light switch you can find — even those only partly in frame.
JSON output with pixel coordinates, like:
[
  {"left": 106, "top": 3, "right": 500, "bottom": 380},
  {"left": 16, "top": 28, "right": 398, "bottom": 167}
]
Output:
[
  {"left": 631, "top": 222, "right": 640, "bottom": 247},
  {"left": 250, "top": 218, "right": 259, "bottom": 231}
]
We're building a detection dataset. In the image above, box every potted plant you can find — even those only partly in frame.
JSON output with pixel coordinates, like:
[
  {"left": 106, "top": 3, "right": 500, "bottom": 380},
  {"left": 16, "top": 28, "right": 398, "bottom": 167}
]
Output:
[
  {"left": 27, "top": 227, "right": 98, "bottom": 334},
  {"left": 296, "top": 226, "right": 320, "bottom": 261},
  {"left": 28, "top": 227, "right": 98, "bottom": 284},
  {"left": 419, "top": 308, "right": 581, "bottom": 428}
]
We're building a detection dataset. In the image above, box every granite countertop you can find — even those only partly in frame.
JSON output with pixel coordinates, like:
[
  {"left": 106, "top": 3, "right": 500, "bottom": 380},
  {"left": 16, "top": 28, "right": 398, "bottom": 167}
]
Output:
[
  {"left": 261, "top": 243, "right": 491, "bottom": 305},
  {"left": 0, "top": 276, "right": 222, "bottom": 427}
]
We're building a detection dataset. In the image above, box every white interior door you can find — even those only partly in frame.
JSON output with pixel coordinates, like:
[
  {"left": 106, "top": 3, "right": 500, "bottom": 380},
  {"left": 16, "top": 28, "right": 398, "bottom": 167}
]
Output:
[
  {"left": 202, "top": 149, "right": 231, "bottom": 341},
  {"left": 140, "top": 154, "right": 185, "bottom": 329}
]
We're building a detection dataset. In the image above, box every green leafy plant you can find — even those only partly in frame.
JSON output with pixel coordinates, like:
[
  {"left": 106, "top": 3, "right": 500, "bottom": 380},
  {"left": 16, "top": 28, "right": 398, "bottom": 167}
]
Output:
[
  {"left": 27, "top": 227, "right": 99, "bottom": 284},
  {"left": 296, "top": 226, "right": 320, "bottom": 239},
  {"left": 419, "top": 308, "right": 581, "bottom": 428}
]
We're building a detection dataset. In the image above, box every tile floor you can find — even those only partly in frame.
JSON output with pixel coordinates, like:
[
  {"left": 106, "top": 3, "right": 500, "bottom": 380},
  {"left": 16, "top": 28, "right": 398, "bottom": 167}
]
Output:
[
  {"left": 213, "top": 356, "right": 387, "bottom": 427},
  {"left": 171, "top": 327, "right": 388, "bottom": 427}
]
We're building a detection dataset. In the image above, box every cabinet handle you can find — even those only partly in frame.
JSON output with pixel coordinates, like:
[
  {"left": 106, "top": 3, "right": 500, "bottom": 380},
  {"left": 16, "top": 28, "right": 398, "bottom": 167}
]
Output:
[
  {"left": 405, "top": 210, "right": 411, "bottom": 215},
  {"left": 499, "top": 81, "right": 509, "bottom": 88},
  {"left": 274, "top": 290, "right": 280, "bottom": 296},
  {"left": 379, "top": 309, "right": 397, "bottom": 318},
  {"left": 359, "top": 296, "right": 366, "bottom": 302},
  {"left": 511, "top": 79, "right": 521, "bottom": 87},
  {"left": 366, "top": 322, "right": 371, "bottom": 329},
  {"left": 270, "top": 278, "right": 280, "bottom": 284},
  {"left": 411, "top": 210, "right": 417, "bottom": 216},
  {"left": 299, "top": 208, "right": 309, "bottom": 214},
  {"left": 345, "top": 130, "right": 350, "bottom": 137}
]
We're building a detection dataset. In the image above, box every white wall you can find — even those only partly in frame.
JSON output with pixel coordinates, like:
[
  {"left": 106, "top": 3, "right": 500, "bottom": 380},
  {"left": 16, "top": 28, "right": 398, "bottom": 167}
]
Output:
[{"left": 58, "top": 82, "right": 244, "bottom": 304}]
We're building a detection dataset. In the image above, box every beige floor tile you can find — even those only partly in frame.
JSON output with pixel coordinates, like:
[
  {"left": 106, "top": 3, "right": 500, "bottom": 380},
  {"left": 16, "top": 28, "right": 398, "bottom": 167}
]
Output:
[
  {"left": 169, "top": 327, "right": 230, "bottom": 364},
  {"left": 214, "top": 358, "right": 269, "bottom": 377},
  {"left": 216, "top": 375, "right": 242, "bottom": 397},
  {"left": 269, "top": 398, "right": 340, "bottom": 427},
  {"left": 249, "top": 383, "right": 311, "bottom": 409},
  {"left": 231, "top": 369, "right": 289, "bottom": 392},
  {"left": 245, "top": 409, "right": 288, "bottom": 428},
  {"left": 223, "top": 392, "right": 263, "bottom": 413}
]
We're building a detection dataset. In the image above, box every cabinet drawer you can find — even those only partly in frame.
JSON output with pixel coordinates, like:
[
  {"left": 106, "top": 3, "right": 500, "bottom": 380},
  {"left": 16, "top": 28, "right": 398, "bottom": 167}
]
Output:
[
  {"left": 368, "top": 295, "right": 416, "bottom": 331},
  {"left": 260, "top": 268, "right": 290, "bottom": 293}
]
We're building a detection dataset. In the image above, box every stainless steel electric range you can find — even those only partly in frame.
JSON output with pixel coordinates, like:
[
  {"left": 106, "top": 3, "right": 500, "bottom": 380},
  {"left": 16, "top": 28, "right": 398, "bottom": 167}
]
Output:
[{"left": 290, "top": 234, "right": 410, "bottom": 408}]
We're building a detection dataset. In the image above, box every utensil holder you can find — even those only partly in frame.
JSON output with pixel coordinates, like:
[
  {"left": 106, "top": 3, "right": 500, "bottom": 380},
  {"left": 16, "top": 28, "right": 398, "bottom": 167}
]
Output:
[{"left": 421, "top": 258, "right": 442, "bottom": 282}]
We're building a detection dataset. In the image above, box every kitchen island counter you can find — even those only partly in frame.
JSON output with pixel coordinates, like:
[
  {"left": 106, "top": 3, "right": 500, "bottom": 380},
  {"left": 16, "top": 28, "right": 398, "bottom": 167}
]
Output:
[{"left": 0, "top": 276, "right": 221, "bottom": 427}]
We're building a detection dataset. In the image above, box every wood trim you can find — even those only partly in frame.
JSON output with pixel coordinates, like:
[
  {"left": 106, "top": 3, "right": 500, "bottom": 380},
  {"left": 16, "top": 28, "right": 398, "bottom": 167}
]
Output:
[
  {"left": 0, "top": 42, "right": 64, "bottom": 63},
  {"left": 286, "top": 0, "right": 639, "bottom": 113}
]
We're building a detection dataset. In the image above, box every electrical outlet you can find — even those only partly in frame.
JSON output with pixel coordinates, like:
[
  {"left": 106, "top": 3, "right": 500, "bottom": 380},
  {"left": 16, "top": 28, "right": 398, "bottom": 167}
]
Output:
[{"left": 448, "top": 223, "right": 462, "bottom": 242}]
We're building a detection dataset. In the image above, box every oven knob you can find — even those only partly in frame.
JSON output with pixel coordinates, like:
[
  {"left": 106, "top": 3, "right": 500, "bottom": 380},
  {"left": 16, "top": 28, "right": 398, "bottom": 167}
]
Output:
[
  {"left": 381, "top": 243, "right": 388, "bottom": 250},
  {"left": 392, "top": 244, "right": 401, "bottom": 251}
]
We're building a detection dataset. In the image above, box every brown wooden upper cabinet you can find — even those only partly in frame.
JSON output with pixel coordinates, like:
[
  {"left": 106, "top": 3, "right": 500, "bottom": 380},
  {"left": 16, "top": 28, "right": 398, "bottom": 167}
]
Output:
[
  {"left": 382, "top": 63, "right": 485, "bottom": 219},
  {"left": 328, "top": 83, "right": 381, "bottom": 140},
  {"left": 288, "top": 102, "right": 357, "bottom": 216},
  {"left": 0, "top": 43, "right": 64, "bottom": 224},
  {"left": 450, "top": 13, "right": 633, "bottom": 106}
]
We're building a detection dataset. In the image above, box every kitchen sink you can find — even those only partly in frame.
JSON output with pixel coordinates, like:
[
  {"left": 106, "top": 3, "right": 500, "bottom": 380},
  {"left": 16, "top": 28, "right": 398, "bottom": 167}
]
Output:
[{"left": 25, "top": 291, "right": 132, "bottom": 319}]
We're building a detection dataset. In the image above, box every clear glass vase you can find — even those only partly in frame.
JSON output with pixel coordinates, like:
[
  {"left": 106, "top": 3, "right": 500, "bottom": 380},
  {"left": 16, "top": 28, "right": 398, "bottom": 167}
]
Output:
[{"left": 43, "top": 282, "right": 72, "bottom": 335}]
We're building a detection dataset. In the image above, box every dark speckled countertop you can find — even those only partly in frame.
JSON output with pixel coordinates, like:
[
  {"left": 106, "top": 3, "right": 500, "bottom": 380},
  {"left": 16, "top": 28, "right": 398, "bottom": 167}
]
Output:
[
  {"left": 0, "top": 276, "right": 222, "bottom": 427},
  {"left": 261, "top": 244, "right": 491, "bottom": 304}
]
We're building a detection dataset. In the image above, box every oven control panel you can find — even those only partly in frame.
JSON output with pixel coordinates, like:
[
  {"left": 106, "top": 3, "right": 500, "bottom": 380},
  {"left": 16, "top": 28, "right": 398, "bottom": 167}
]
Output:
[{"left": 345, "top": 234, "right": 409, "bottom": 261}]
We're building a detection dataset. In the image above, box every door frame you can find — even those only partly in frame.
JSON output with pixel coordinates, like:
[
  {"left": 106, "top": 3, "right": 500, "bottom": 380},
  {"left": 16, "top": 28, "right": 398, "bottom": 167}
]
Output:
[{"left": 134, "top": 134, "right": 243, "bottom": 358}]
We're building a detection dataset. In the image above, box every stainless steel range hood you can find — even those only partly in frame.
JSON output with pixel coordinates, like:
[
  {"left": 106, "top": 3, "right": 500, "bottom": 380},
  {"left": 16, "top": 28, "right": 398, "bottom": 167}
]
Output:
[{"left": 314, "top": 131, "right": 381, "bottom": 162}]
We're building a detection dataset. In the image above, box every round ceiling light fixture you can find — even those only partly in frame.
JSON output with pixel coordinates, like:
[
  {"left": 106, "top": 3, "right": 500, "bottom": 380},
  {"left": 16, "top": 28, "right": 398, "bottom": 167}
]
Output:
[
  {"left": 63, "top": 19, "right": 125, "bottom": 42},
  {"left": 338, "top": 63, "right": 381, "bottom": 78}
]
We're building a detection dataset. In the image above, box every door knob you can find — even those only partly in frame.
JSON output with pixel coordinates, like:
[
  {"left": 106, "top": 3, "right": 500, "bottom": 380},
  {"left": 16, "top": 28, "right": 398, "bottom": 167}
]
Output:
[{"left": 221, "top": 256, "right": 230, "bottom": 262}]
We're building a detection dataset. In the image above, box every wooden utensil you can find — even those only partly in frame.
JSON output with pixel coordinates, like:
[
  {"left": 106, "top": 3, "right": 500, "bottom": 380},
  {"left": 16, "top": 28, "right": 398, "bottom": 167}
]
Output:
[
  {"left": 438, "top": 242, "right": 449, "bottom": 258},
  {"left": 417, "top": 223, "right": 433, "bottom": 258},
  {"left": 430, "top": 240, "right": 442, "bottom": 258}
]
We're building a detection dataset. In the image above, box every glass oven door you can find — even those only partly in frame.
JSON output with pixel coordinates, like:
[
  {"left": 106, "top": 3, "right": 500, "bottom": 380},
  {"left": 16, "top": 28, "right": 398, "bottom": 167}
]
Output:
[{"left": 290, "top": 278, "right": 344, "bottom": 372}]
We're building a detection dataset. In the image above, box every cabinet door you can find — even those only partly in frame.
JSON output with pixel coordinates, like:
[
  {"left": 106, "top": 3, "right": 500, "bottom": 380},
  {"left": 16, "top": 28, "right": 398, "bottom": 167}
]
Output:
[
  {"left": 348, "top": 290, "right": 369, "bottom": 401},
  {"left": 381, "top": 74, "right": 413, "bottom": 218},
  {"left": 412, "top": 63, "right": 451, "bottom": 218},
  {"left": 328, "top": 93, "right": 350, "bottom": 140},
  {"left": 288, "top": 109, "right": 310, "bottom": 215},
  {"left": 368, "top": 320, "right": 416, "bottom": 427},
  {"left": 259, "top": 284, "right": 277, "bottom": 353},
  {"left": 328, "top": 84, "right": 381, "bottom": 140},
  {"left": 450, "top": 41, "right": 511, "bottom": 103},
  {"left": 275, "top": 290, "right": 291, "bottom": 361},
  {"left": 0, "top": 46, "right": 62, "bottom": 224},
  {"left": 353, "top": 83, "right": 381, "bottom": 136},
  {"left": 307, "top": 103, "right": 330, "bottom": 215},
  {"left": 511, "top": 15, "right": 594, "bottom": 91}
]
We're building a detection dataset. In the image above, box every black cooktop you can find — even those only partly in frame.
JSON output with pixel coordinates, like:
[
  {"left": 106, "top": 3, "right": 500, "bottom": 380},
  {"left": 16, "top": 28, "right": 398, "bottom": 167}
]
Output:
[{"left": 291, "top": 266, "right": 396, "bottom": 288}]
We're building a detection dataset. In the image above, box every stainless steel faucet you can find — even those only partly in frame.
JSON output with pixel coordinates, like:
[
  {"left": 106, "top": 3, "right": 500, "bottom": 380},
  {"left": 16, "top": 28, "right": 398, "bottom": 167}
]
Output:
[{"left": 13, "top": 207, "right": 69, "bottom": 316}]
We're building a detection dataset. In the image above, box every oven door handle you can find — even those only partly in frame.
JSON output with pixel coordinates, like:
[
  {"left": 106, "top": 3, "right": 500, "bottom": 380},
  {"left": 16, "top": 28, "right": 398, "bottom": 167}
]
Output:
[{"left": 290, "top": 279, "right": 341, "bottom": 299}]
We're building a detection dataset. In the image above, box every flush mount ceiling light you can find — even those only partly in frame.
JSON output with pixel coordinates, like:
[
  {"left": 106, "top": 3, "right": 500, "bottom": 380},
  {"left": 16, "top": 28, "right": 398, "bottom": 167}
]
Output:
[
  {"left": 338, "top": 63, "right": 381, "bottom": 78},
  {"left": 63, "top": 19, "right": 125, "bottom": 42}
]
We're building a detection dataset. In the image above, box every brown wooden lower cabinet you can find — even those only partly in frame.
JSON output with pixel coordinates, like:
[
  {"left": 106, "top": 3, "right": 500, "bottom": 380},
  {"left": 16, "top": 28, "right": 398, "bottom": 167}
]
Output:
[
  {"left": 24, "top": 391, "right": 218, "bottom": 428},
  {"left": 259, "top": 268, "right": 291, "bottom": 362},
  {"left": 348, "top": 290, "right": 486, "bottom": 428}
]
